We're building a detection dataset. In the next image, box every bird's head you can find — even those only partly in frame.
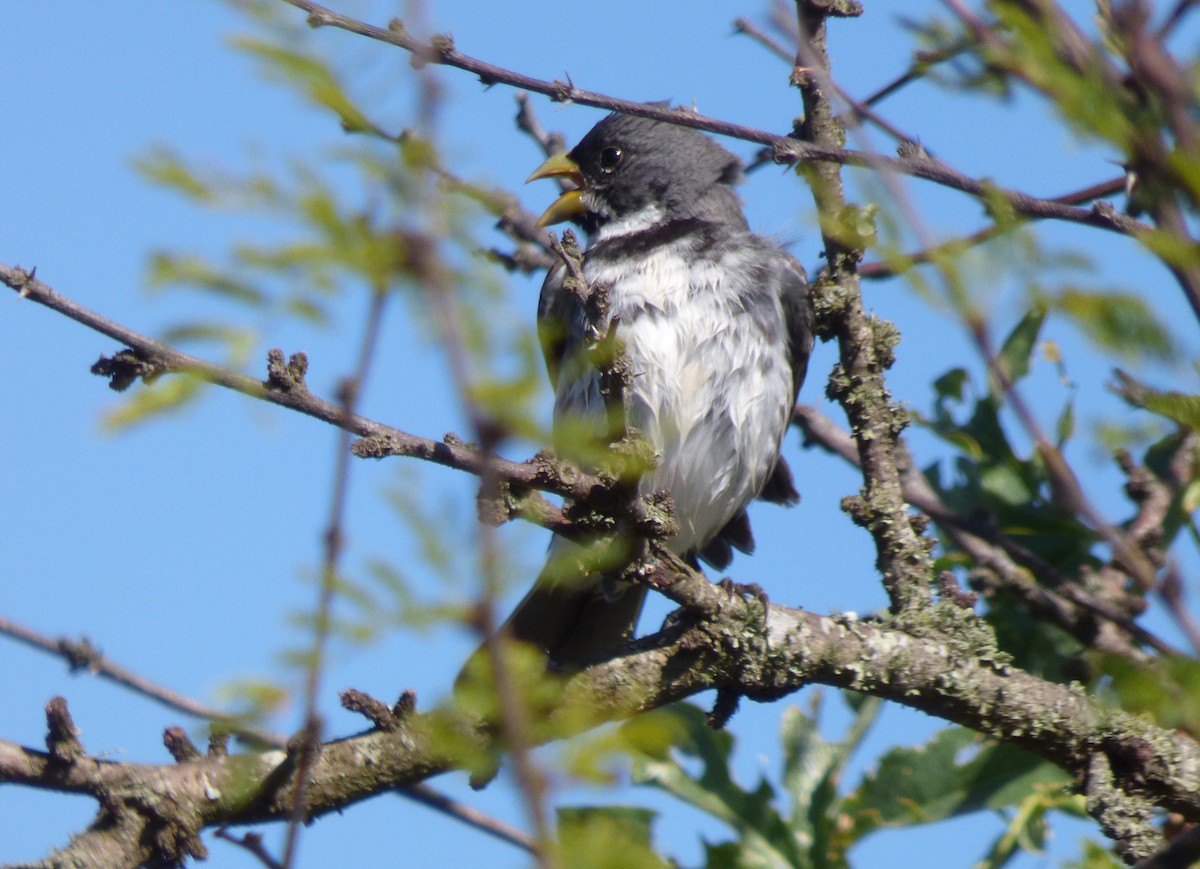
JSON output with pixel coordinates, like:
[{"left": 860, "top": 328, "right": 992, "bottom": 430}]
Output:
[{"left": 527, "top": 112, "right": 746, "bottom": 238}]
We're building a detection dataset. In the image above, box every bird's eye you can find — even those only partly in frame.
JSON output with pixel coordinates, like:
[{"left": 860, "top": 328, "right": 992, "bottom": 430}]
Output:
[{"left": 599, "top": 146, "right": 623, "bottom": 172}]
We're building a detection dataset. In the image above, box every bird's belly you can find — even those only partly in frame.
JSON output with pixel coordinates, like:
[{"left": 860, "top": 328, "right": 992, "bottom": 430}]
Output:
[{"left": 556, "top": 257, "right": 793, "bottom": 556}]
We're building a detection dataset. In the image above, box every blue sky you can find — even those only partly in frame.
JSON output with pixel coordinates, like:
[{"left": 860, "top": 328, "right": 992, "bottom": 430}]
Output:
[{"left": 2, "top": 1, "right": 1195, "bottom": 866}]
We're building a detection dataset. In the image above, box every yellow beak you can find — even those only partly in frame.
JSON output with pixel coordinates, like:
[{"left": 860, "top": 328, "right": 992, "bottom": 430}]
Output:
[{"left": 527, "top": 152, "right": 588, "bottom": 227}]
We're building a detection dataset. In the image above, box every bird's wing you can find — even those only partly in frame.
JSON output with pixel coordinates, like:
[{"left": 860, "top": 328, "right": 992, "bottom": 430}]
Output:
[
  {"left": 780, "top": 254, "right": 815, "bottom": 401},
  {"left": 754, "top": 255, "right": 813, "bottom": 510},
  {"left": 536, "top": 260, "right": 578, "bottom": 389}
]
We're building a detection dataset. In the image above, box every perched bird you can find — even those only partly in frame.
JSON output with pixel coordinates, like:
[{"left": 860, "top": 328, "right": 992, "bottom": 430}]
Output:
[{"left": 499, "top": 112, "right": 813, "bottom": 666}]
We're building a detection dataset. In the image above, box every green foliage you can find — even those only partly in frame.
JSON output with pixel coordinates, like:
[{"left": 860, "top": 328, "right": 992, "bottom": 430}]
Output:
[
  {"left": 1116, "top": 373, "right": 1200, "bottom": 434},
  {"left": 591, "top": 697, "right": 1079, "bottom": 868},
  {"left": 1061, "top": 839, "right": 1127, "bottom": 869},
  {"left": 1050, "top": 288, "right": 1175, "bottom": 363},
  {"left": 838, "top": 728, "right": 1073, "bottom": 851},
  {"left": 557, "top": 807, "right": 669, "bottom": 869},
  {"left": 101, "top": 375, "right": 207, "bottom": 430},
  {"left": 213, "top": 678, "right": 290, "bottom": 724},
  {"left": 127, "top": 14, "right": 543, "bottom": 444},
  {"left": 917, "top": 308, "right": 1117, "bottom": 676},
  {"left": 922, "top": 311, "right": 1080, "bottom": 536},
  {"left": 995, "top": 303, "right": 1045, "bottom": 387},
  {"left": 236, "top": 38, "right": 377, "bottom": 135},
  {"left": 628, "top": 703, "right": 806, "bottom": 868},
  {"left": 1102, "top": 654, "right": 1200, "bottom": 735}
]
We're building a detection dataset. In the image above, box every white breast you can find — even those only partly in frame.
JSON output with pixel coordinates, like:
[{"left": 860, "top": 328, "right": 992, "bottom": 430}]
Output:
[{"left": 555, "top": 237, "right": 793, "bottom": 556}]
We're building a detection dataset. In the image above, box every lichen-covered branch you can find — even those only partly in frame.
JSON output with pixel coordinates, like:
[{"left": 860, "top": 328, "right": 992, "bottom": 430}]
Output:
[
  {"left": 793, "top": 404, "right": 1175, "bottom": 664},
  {"left": 5, "top": 568, "right": 1199, "bottom": 867},
  {"left": 792, "top": 0, "right": 934, "bottom": 613}
]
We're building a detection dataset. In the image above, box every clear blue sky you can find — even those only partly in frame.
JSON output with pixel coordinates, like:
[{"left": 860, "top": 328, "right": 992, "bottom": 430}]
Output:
[{"left": 2, "top": 1, "right": 1194, "bottom": 866}]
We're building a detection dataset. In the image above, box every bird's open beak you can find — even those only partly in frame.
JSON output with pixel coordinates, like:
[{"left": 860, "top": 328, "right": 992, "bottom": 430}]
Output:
[{"left": 527, "top": 152, "right": 587, "bottom": 227}]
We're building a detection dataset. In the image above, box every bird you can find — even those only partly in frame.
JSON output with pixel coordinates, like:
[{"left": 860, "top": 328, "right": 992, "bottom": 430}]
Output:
[{"left": 495, "top": 111, "right": 813, "bottom": 667}]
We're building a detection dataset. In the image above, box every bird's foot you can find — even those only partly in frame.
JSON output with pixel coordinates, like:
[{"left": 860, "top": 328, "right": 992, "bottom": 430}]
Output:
[{"left": 715, "top": 578, "right": 770, "bottom": 623}]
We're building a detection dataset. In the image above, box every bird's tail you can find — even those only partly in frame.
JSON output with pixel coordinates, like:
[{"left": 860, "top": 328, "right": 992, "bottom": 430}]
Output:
[
  {"left": 502, "top": 567, "right": 646, "bottom": 667},
  {"left": 461, "top": 537, "right": 647, "bottom": 681}
]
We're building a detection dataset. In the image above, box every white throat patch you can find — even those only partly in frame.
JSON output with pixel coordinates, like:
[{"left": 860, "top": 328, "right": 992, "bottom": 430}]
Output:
[{"left": 593, "top": 203, "right": 667, "bottom": 242}]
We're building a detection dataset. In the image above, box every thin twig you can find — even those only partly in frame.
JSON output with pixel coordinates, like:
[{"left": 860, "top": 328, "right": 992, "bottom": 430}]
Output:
[
  {"left": 0, "top": 263, "right": 600, "bottom": 516},
  {"left": 1158, "top": 564, "right": 1200, "bottom": 656},
  {"left": 860, "top": 37, "right": 974, "bottom": 106},
  {"left": 1154, "top": 0, "right": 1199, "bottom": 40},
  {"left": 0, "top": 611, "right": 533, "bottom": 852},
  {"left": 400, "top": 784, "right": 537, "bottom": 852},
  {"left": 860, "top": 176, "right": 1127, "bottom": 280},
  {"left": 272, "top": 0, "right": 1150, "bottom": 239},
  {"left": 515, "top": 92, "right": 565, "bottom": 158},
  {"left": 282, "top": 286, "right": 389, "bottom": 868},
  {"left": 794, "top": 405, "right": 1176, "bottom": 662},
  {"left": 0, "top": 615, "right": 287, "bottom": 746},
  {"left": 216, "top": 830, "right": 285, "bottom": 869},
  {"left": 406, "top": 52, "right": 556, "bottom": 859},
  {"left": 733, "top": 16, "right": 793, "bottom": 61}
]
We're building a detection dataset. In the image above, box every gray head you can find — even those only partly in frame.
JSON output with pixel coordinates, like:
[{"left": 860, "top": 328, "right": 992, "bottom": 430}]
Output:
[{"left": 529, "top": 112, "right": 748, "bottom": 235}]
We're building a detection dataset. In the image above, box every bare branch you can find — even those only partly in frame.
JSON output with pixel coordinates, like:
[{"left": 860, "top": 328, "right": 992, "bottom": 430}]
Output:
[
  {"left": 860, "top": 176, "right": 1127, "bottom": 280},
  {"left": 270, "top": 0, "right": 1150, "bottom": 239},
  {"left": 282, "top": 283, "right": 390, "bottom": 867},
  {"left": 0, "top": 614, "right": 287, "bottom": 746},
  {"left": 0, "top": 263, "right": 608, "bottom": 516},
  {"left": 398, "top": 784, "right": 537, "bottom": 854}
]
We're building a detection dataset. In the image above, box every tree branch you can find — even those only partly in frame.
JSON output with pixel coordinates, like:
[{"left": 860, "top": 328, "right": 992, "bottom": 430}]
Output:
[
  {"left": 794, "top": 0, "right": 934, "bottom": 613},
  {"left": 6, "top": 574, "right": 1199, "bottom": 866},
  {"left": 794, "top": 405, "right": 1176, "bottom": 663},
  {"left": 272, "top": 0, "right": 1150, "bottom": 239},
  {"left": 0, "top": 263, "right": 615, "bottom": 520},
  {"left": 0, "top": 615, "right": 287, "bottom": 747},
  {"left": 0, "top": 614, "right": 534, "bottom": 859}
]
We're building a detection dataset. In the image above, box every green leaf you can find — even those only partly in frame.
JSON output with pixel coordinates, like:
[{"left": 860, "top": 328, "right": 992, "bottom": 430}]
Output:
[
  {"left": 159, "top": 323, "right": 255, "bottom": 350},
  {"left": 781, "top": 703, "right": 839, "bottom": 862},
  {"left": 102, "top": 376, "right": 205, "bottom": 430},
  {"left": 134, "top": 148, "right": 217, "bottom": 202},
  {"left": 1102, "top": 654, "right": 1200, "bottom": 731},
  {"left": 1055, "top": 394, "right": 1076, "bottom": 447},
  {"left": 146, "top": 253, "right": 267, "bottom": 307},
  {"left": 933, "top": 368, "right": 970, "bottom": 405},
  {"left": 1053, "top": 288, "right": 1176, "bottom": 361},
  {"left": 1061, "top": 839, "right": 1126, "bottom": 869},
  {"left": 783, "top": 694, "right": 880, "bottom": 868},
  {"left": 214, "top": 679, "right": 290, "bottom": 721},
  {"left": 1115, "top": 371, "right": 1200, "bottom": 433},
  {"left": 996, "top": 304, "right": 1046, "bottom": 388},
  {"left": 839, "top": 728, "right": 1069, "bottom": 845},
  {"left": 557, "top": 806, "right": 668, "bottom": 869},
  {"left": 978, "top": 460, "right": 1036, "bottom": 506},
  {"left": 236, "top": 38, "right": 375, "bottom": 134},
  {"left": 973, "top": 786, "right": 1085, "bottom": 869},
  {"left": 623, "top": 705, "right": 802, "bottom": 868}
]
